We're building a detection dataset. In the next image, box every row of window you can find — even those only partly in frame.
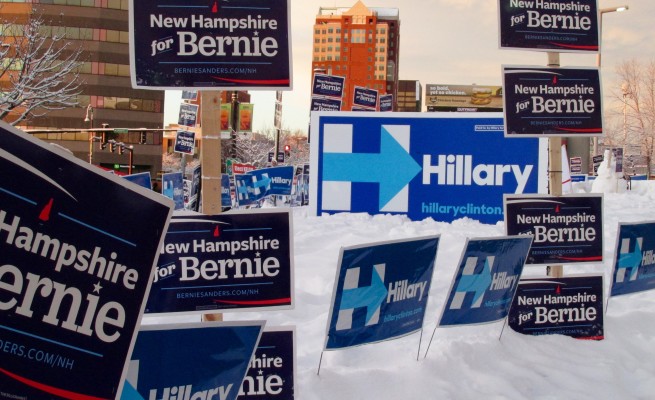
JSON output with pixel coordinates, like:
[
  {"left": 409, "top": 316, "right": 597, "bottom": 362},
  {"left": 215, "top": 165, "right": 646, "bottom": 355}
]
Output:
[
  {"left": 0, "top": 23, "right": 129, "bottom": 44},
  {"left": 78, "top": 95, "right": 162, "bottom": 113},
  {"left": 0, "top": 0, "right": 128, "bottom": 11},
  {"left": 315, "top": 27, "right": 388, "bottom": 35}
]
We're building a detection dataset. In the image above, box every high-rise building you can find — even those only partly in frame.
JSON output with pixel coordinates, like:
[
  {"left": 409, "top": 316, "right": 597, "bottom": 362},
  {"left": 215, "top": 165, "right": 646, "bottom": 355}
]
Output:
[
  {"left": 312, "top": 1, "right": 400, "bottom": 111},
  {"left": 0, "top": 1, "right": 165, "bottom": 175}
]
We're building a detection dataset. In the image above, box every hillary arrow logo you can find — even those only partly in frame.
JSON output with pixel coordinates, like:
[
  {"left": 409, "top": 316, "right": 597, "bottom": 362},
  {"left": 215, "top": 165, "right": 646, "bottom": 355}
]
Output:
[
  {"left": 617, "top": 237, "right": 642, "bottom": 283},
  {"left": 336, "top": 264, "right": 387, "bottom": 329},
  {"left": 323, "top": 126, "right": 421, "bottom": 210},
  {"left": 450, "top": 256, "right": 494, "bottom": 309}
]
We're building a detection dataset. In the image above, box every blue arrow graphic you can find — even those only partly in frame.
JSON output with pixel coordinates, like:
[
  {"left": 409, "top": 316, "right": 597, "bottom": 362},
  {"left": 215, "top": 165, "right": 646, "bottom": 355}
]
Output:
[
  {"left": 340, "top": 267, "right": 388, "bottom": 325},
  {"left": 618, "top": 239, "right": 642, "bottom": 281},
  {"left": 455, "top": 258, "right": 492, "bottom": 306},
  {"left": 121, "top": 381, "right": 145, "bottom": 400},
  {"left": 323, "top": 126, "right": 421, "bottom": 209}
]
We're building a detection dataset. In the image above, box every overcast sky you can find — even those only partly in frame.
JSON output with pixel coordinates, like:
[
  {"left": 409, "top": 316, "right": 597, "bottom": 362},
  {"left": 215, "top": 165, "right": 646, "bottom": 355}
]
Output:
[{"left": 164, "top": 0, "right": 654, "bottom": 135}]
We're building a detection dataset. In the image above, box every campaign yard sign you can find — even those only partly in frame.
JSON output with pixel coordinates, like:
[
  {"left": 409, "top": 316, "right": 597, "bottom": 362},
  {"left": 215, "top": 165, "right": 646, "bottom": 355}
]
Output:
[
  {"left": 324, "top": 236, "right": 439, "bottom": 350},
  {"left": 353, "top": 86, "right": 378, "bottom": 110},
  {"left": 122, "top": 321, "right": 264, "bottom": 400},
  {"left": 129, "top": 0, "right": 292, "bottom": 90},
  {"left": 312, "top": 73, "right": 345, "bottom": 99},
  {"left": 145, "top": 210, "right": 293, "bottom": 315},
  {"left": 174, "top": 130, "right": 196, "bottom": 155},
  {"left": 379, "top": 94, "right": 393, "bottom": 112},
  {"left": 311, "top": 97, "right": 342, "bottom": 112},
  {"left": 178, "top": 103, "right": 199, "bottom": 127},
  {"left": 439, "top": 236, "right": 533, "bottom": 327},
  {"left": 503, "top": 66, "right": 603, "bottom": 137},
  {"left": 238, "top": 328, "right": 295, "bottom": 399},
  {"left": 498, "top": 0, "right": 599, "bottom": 53},
  {"left": 162, "top": 172, "right": 185, "bottom": 210},
  {"left": 508, "top": 275, "right": 604, "bottom": 340},
  {"left": 222, "top": 173, "right": 233, "bottom": 208},
  {"left": 0, "top": 123, "right": 174, "bottom": 399},
  {"left": 611, "top": 221, "right": 655, "bottom": 297},
  {"left": 310, "top": 112, "right": 546, "bottom": 224},
  {"left": 504, "top": 194, "right": 603, "bottom": 266}
]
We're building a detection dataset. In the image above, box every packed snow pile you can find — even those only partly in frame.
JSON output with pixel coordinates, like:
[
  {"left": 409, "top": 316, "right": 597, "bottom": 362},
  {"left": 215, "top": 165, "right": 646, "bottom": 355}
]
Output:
[{"left": 146, "top": 180, "right": 655, "bottom": 400}]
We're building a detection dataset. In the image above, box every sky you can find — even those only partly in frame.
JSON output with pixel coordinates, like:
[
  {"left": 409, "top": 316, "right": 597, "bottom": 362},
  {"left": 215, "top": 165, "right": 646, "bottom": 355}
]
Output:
[{"left": 163, "top": 0, "right": 655, "bottom": 135}]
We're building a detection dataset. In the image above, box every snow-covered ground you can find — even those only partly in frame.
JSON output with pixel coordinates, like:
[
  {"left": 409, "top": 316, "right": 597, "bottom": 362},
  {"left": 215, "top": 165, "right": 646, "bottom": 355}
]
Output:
[{"left": 145, "top": 173, "right": 655, "bottom": 400}]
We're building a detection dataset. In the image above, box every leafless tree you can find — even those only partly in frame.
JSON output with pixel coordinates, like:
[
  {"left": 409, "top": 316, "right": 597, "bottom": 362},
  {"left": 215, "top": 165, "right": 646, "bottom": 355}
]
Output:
[
  {"left": 0, "top": 13, "right": 85, "bottom": 125},
  {"left": 607, "top": 59, "right": 655, "bottom": 167}
]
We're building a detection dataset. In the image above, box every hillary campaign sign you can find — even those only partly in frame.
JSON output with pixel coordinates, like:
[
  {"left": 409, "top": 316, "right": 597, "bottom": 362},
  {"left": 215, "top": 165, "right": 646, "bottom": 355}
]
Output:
[
  {"left": 498, "top": 0, "right": 599, "bottom": 53},
  {"left": 130, "top": 0, "right": 291, "bottom": 90},
  {"left": 145, "top": 210, "right": 293, "bottom": 315},
  {"left": 439, "top": 236, "right": 532, "bottom": 326},
  {"left": 310, "top": 112, "right": 546, "bottom": 224},
  {"left": 325, "top": 236, "right": 439, "bottom": 350},
  {"left": 0, "top": 123, "right": 173, "bottom": 399},
  {"left": 504, "top": 194, "right": 603, "bottom": 266},
  {"left": 238, "top": 328, "right": 295, "bottom": 399},
  {"left": 611, "top": 221, "right": 655, "bottom": 297},
  {"left": 234, "top": 166, "right": 294, "bottom": 206},
  {"left": 122, "top": 321, "right": 264, "bottom": 400},
  {"left": 508, "top": 275, "right": 604, "bottom": 340},
  {"left": 503, "top": 66, "right": 603, "bottom": 137}
]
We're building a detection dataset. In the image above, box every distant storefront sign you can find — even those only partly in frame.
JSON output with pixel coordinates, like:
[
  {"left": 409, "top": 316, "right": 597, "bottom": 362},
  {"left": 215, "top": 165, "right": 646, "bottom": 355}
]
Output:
[
  {"left": 426, "top": 84, "right": 503, "bottom": 112},
  {"left": 498, "top": 0, "right": 599, "bottom": 53},
  {"left": 130, "top": 0, "right": 292, "bottom": 90}
]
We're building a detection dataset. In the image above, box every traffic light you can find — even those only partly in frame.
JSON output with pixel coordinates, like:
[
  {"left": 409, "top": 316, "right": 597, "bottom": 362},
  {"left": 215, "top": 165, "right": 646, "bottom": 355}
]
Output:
[
  {"left": 139, "top": 131, "right": 147, "bottom": 144},
  {"left": 109, "top": 141, "right": 116, "bottom": 152},
  {"left": 100, "top": 132, "right": 107, "bottom": 150},
  {"left": 118, "top": 143, "right": 124, "bottom": 155},
  {"left": 284, "top": 144, "right": 291, "bottom": 157}
]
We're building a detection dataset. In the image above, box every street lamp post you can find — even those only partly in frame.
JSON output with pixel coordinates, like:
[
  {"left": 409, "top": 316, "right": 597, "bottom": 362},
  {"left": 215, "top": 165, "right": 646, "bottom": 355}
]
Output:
[{"left": 84, "top": 104, "right": 94, "bottom": 164}]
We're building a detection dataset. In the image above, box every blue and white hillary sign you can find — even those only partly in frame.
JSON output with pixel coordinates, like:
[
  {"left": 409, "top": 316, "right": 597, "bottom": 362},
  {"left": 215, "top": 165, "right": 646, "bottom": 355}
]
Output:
[
  {"left": 238, "top": 328, "right": 295, "bottom": 399},
  {"left": 0, "top": 122, "right": 174, "bottom": 399},
  {"left": 309, "top": 112, "right": 545, "bottom": 224},
  {"left": 222, "top": 173, "right": 233, "bottom": 208},
  {"left": 122, "top": 321, "right": 264, "bottom": 400},
  {"left": 439, "top": 236, "right": 532, "bottom": 327},
  {"left": 235, "top": 166, "right": 294, "bottom": 206},
  {"left": 145, "top": 210, "right": 293, "bottom": 314},
  {"left": 508, "top": 275, "right": 604, "bottom": 340},
  {"left": 312, "top": 73, "right": 345, "bottom": 99},
  {"left": 498, "top": 0, "right": 599, "bottom": 53},
  {"left": 610, "top": 221, "right": 655, "bottom": 297},
  {"left": 129, "top": 0, "right": 292, "bottom": 90},
  {"left": 503, "top": 66, "right": 603, "bottom": 137},
  {"left": 353, "top": 86, "right": 378, "bottom": 110},
  {"left": 174, "top": 130, "right": 196, "bottom": 155},
  {"left": 162, "top": 172, "right": 185, "bottom": 210},
  {"left": 235, "top": 174, "right": 259, "bottom": 206},
  {"left": 324, "top": 236, "right": 439, "bottom": 350}
]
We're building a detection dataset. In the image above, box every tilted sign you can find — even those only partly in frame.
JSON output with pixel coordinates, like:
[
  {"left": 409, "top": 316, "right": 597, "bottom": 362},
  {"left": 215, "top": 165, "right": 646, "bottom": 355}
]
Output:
[
  {"left": 503, "top": 66, "right": 603, "bottom": 137},
  {"left": 352, "top": 86, "right": 378, "bottom": 110},
  {"left": 504, "top": 194, "right": 603, "bottom": 266},
  {"left": 310, "top": 112, "right": 546, "bottom": 224},
  {"left": 130, "top": 0, "right": 292, "bottom": 90},
  {"left": 0, "top": 122, "right": 173, "bottom": 399},
  {"left": 145, "top": 210, "right": 293, "bottom": 315},
  {"left": 498, "top": 0, "right": 599, "bottom": 53},
  {"left": 325, "top": 236, "right": 439, "bottom": 350},
  {"left": 508, "top": 275, "right": 604, "bottom": 340},
  {"left": 312, "top": 73, "right": 345, "bottom": 99},
  {"left": 238, "top": 328, "right": 295, "bottom": 399},
  {"left": 611, "top": 221, "right": 655, "bottom": 297},
  {"left": 379, "top": 94, "right": 393, "bottom": 112},
  {"left": 178, "top": 103, "right": 199, "bottom": 127},
  {"left": 439, "top": 236, "right": 533, "bottom": 326},
  {"left": 174, "top": 130, "right": 196, "bottom": 155},
  {"left": 426, "top": 84, "right": 503, "bottom": 112},
  {"left": 123, "top": 321, "right": 264, "bottom": 400}
]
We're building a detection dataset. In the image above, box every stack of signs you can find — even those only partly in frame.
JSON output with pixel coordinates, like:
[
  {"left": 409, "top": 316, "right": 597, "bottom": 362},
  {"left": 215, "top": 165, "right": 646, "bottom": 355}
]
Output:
[
  {"left": 238, "top": 328, "right": 295, "bottom": 399},
  {"left": 610, "top": 221, "right": 655, "bottom": 297},
  {"left": 234, "top": 166, "right": 294, "bottom": 207},
  {"left": 325, "top": 236, "right": 439, "bottom": 350},
  {"left": 504, "top": 194, "right": 603, "bottom": 266},
  {"left": 311, "top": 73, "right": 344, "bottom": 111},
  {"left": 0, "top": 123, "right": 174, "bottom": 399},
  {"left": 439, "top": 236, "right": 532, "bottom": 326},
  {"left": 352, "top": 86, "right": 378, "bottom": 111},
  {"left": 145, "top": 210, "right": 293, "bottom": 315},
  {"left": 122, "top": 321, "right": 265, "bottom": 400},
  {"left": 508, "top": 275, "right": 604, "bottom": 340}
]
